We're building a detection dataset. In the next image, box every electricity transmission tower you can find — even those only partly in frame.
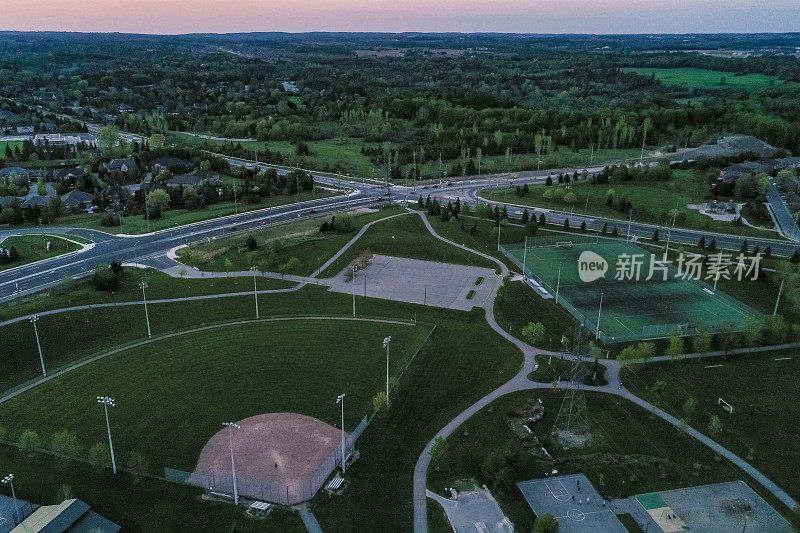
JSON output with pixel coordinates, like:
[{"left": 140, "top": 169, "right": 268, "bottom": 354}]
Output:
[{"left": 552, "top": 324, "right": 592, "bottom": 449}]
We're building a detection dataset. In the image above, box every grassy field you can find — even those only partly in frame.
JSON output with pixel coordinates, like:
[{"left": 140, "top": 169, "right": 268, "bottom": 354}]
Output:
[
  {"left": 494, "top": 278, "right": 574, "bottom": 350},
  {"left": 177, "top": 206, "right": 404, "bottom": 276},
  {"left": 318, "top": 213, "right": 498, "bottom": 277},
  {"left": 171, "top": 133, "right": 383, "bottom": 178},
  {"left": 480, "top": 169, "right": 777, "bottom": 238},
  {"left": 623, "top": 67, "right": 782, "bottom": 90},
  {"left": 427, "top": 390, "right": 790, "bottom": 532},
  {"left": 0, "top": 266, "right": 297, "bottom": 323},
  {"left": 0, "top": 319, "right": 431, "bottom": 473},
  {"left": 405, "top": 147, "right": 644, "bottom": 183},
  {"left": 53, "top": 190, "right": 335, "bottom": 235},
  {"left": 1, "top": 284, "right": 525, "bottom": 531},
  {"left": 622, "top": 351, "right": 800, "bottom": 503},
  {"left": 0, "top": 234, "right": 83, "bottom": 271}
]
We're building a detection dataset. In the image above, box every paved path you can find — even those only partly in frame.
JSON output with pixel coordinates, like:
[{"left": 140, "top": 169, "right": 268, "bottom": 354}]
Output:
[
  {"left": 410, "top": 211, "right": 797, "bottom": 533},
  {"left": 296, "top": 503, "right": 325, "bottom": 533}
]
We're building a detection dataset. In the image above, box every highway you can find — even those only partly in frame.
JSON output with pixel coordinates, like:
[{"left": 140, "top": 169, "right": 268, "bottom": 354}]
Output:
[{"left": 1, "top": 156, "right": 798, "bottom": 302}]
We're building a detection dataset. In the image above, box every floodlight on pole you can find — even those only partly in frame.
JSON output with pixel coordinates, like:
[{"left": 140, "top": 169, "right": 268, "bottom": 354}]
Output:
[
  {"left": 627, "top": 209, "right": 633, "bottom": 242},
  {"left": 555, "top": 263, "right": 562, "bottom": 304},
  {"left": 336, "top": 394, "right": 346, "bottom": 473},
  {"left": 139, "top": 282, "right": 151, "bottom": 338},
  {"left": 29, "top": 315, "right": 46, "bottom": 376},
  {"left": 522, "top": 235, "right": 528, "bottom": 280},
  {"left": 2, "top": 474, "right": 21, "bottom": 528},
  {"left": 351, "top": 266, "right": 356, "bottom": 317},
  {"left": 383, "top": 337, "right": 392, "bottom": 402},
  {"left": 222, "top": 422, "right": 241, "bottom": 505},
  {"left": 596, "top": 291, "right": 604, "bottom": 341},
  {"left": 96, "top": 396, "right": 117, "bottom": 474},
  {"left": 250, "top": 266, "right": 259, "bottom": 318}
]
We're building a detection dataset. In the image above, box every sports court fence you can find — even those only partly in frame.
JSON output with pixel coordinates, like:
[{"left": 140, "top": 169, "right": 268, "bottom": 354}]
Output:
[
  {"left": 164, "top": 415, "right": 368, "bottom": 505},
  {"left": 500, "top": 241, "right": 760, "bottom": 343}
]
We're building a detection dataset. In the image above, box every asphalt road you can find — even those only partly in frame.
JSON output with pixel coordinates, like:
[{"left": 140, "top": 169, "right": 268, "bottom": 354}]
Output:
[{"left": 2, "top": 157, "right": 798, "bottom": 302}]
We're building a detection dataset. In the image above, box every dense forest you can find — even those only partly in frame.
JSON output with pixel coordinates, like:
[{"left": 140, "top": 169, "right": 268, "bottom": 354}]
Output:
[{"left": 0, "top": 32, "right": 798, "bottom": 176}]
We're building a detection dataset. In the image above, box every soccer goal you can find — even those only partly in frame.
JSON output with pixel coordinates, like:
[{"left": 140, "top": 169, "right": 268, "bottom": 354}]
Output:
[
  {"left": 555, "top": 241, "right": 574, "bottom": 248},
  {"left": 718, "top": 397, "right": 734, "bottom": 414}
]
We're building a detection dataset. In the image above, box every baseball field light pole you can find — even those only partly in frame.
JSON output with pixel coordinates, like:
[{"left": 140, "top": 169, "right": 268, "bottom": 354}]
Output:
[
  {"left": 139, "top": 282, "right": 151, "bottom": 338},
  {"left": 383, "top": 336, "right": 392, "bottom": 402},
  {"left": 2, "top": 474, "right": 20, "bottom": 527},
  {"left": 351, "top": 265, "right": 356, "bottom": 317},
  {"left": 97, "top": 396, "right": 117, "bottom": 474},
  {"left": 250, "top": 266, "right": 259, "bottom": 318},
  {"left": 336, "top": 394, "right": 346, "bottom": 473},
  {"left": 774, "top": 277, "right": 785, "bottom": 316},
  {"left": 555, "top": 262, "right": 562, "bottom": 304},
  {"left": 522, "top": 236, "right": 528, "bottom": 280},
  {"left": 664, "top": 211, "right": 677, "bottom": 261},
  {"left": 596, "top": 291, "right": 604, "bottom": 341},
  {"left": 222, "top": 422, "right": 241, "bottom": 505},
  {"left": 29, "top": 315, "right": 46, "bottom": 376}
]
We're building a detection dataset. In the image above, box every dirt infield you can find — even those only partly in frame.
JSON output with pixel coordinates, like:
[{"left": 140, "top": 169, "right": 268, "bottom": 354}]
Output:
[{"left": 193, "top": 412, "right": 353, "bottom": 500}]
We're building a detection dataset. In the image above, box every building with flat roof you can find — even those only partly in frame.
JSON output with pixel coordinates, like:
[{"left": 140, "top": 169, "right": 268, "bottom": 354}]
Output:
[{"left": 11, "top": 498, "right": 119, "bottom": 533}]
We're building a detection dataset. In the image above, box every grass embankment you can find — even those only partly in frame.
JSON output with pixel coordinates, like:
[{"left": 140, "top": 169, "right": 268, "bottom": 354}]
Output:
[
  {"left": 1, "top": 285, "right": 524, "bottom": 532},
  {"left": 622, "top": 352, "right": 800, "bottom": 504},
  {"left": 318, "top": 213, "right": 498, "bottom": 277},
  {"left": 0, "top": 319, "right": 431, "bottom": 473},
  {"left": 494, "top": 278, "right": 574, "bottom": 350},
  {"left": 479, "top": 169, "right": 777, "bottom": 238},
  {"left": 52, "top": 189, "right": 336, "bottom": 235},
  {"left": 177, "top": 206, "right": 404, "bottom": 276},
  {"left": 428, "top": 390, "right": 790, "bottom": 532},
  {"left": 0, "top": 266, "right": 296, "bottom": 323},
  {"left": 0, "top": 234, "right": 83, "bottom": 271}
]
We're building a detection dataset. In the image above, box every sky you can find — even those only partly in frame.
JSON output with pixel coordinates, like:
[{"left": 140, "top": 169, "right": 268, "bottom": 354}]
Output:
[{"left": 3, "top": 0, "right": 799, "bottom": 34}]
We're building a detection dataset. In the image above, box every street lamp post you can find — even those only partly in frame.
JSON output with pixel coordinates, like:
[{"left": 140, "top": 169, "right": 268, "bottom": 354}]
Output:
[
  {"left": 383, "top": 337, "right": 392, "bottom": 402},
  {"left": 336, "top": 394, "right": 346, "bottom": 473},
  {"left": 351, "top": 265, "right": 356, "bottom": 317},
  {"left": 29, "top": 315, "right": 46, "bottom": 376},
  {"left": 96, "top": 396, "right": 117, "bottom": 474},
  {"left": 250, "top": 266, "right": 259, "bottom": 318},
  {"left": 222, "top": 422, "right": 241, "bottom": 505},
  {"left": 627, "top": 209, "right": 633, "bottom": 242},
  {"left": 139, "top": 282, "right": 151, "bottom": 338},
  {"left": 2, "top": 474, "right": 20, "bottom": 527}
]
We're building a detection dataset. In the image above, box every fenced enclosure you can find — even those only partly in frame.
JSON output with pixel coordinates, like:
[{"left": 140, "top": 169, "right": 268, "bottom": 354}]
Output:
[
  {"left": 164, "top": 415, "right": 369, "bottom": 505},
  {"left": 501, "top": 237, "right": 761, "bottom": 343}
]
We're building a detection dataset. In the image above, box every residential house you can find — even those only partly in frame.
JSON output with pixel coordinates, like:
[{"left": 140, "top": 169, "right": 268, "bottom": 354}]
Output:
[
  {"left": 21, "top": 195, "right": 49, "bottom": 209},
  {"left": 52, "top": 166, "right": 88, "bottom": 182},
  {"left": 281, "top": 81, "right": 300, "bottom": 93},
  {"left": 61, "top": 189, "right": 95, "bottom": 212},
  {"left": 166, "top": 169, "right": 220, "bottom": 188},
  {"left": 40, "top": 121, "right": 58, "bottom": 133},
  {"left": 0, "top": 167, "right": 29, "bottom": 180},
  {"left": 11, "top": 498, "right": 120, "bottom": 533},
  {"left": 137, "top": 173, "right": 168, "bottom": 195},
  {"left": 101, "top": 157, "right": 139, "bottom": 178},
  {"left": 151, "top": 156, "right": 192, "bottom": 175},
  {"left": 33, "top": 133, "right": 98, "bottom": 148},
  {"left": 16, "top": 125, "right": 34, "bottom": 135}
]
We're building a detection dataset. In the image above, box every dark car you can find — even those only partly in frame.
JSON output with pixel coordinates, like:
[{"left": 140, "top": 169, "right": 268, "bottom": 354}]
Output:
[
  {"left": 309, "top": 208, "right": 318, "bottom": 214},
  {"left": 228, "top": 225, "right": 238, "bottom": 231}
]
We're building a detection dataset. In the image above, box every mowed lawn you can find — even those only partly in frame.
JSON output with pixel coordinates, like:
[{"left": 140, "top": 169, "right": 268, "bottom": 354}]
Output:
[
  {"left": 0, "top": 140, "right": 23, "bottom": 159},
  {"left": 0, "top": 234, "right": 83, "bottom": 271},
  {"left": 622, "top": 353, "right": 800, "bottom": 503},
  {"left": 623, "top": 67, "right": 782, "bottom": 90},
  {"left": 480, "top": 169, "right": 776, "bottom": 237},
  {"left": 0, "top": 319, "right": 431, "bottom": 474},
  {"left": 319, "top": 213, "right": 498, "bottom": 276}
]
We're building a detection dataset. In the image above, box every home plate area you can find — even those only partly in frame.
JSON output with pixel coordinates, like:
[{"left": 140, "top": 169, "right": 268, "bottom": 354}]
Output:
[
  {"left": 188, "top": 413, "right": 353, "bottom": 506},
  {"left": 517, "top": 474, "right": 628, "bottom": 533}
]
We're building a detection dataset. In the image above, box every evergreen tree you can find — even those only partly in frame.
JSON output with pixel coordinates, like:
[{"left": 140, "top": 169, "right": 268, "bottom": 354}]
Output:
[
  {"left": 538, "top": 212, "right": 546, "bottom": 226},
  {"left": 521, "top": 209, "right": 529, "bottom": 224},
  {"left": 580, "top": 220, "right": 587, "bottom": 232},
  {"left": 653, "top": 229, "right": 659, "bottom": 242},
  {"left": 709, "top": 239, "right": 717, "bottom": 252},
  {"left": 563, "top": 218, "right": 570, "bottom": 230},
  {"left": 601, "top": 222, "right": 608, "bottom": 234},
  {"left": 698, "top": 236, "right": 706, "bottom": 249}
]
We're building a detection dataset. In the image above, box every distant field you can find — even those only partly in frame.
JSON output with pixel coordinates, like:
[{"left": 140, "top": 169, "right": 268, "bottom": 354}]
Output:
[{"left": 623, "top": 68, "right": 782, "bottom": 90}]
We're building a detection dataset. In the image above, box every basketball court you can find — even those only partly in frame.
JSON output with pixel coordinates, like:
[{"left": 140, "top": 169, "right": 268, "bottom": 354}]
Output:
[
  {"left": 517, "top": 474, "right": 628, "bottom": 533},
  {"left": 634, "top": 481, "right": 793, "bottom": 533}
]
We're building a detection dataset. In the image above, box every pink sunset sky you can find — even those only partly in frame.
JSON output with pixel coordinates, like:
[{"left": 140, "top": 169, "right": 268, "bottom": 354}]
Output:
[{"left": 3, "top": 0, "right": 798, "bottom": 34}]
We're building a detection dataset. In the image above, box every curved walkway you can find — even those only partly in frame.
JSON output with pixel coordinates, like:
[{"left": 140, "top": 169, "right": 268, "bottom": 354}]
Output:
[{"left": 411, "top": 212, "right": 797, "bottom": 533}]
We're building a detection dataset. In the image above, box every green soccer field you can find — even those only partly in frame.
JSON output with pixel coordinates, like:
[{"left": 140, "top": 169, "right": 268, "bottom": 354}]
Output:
[{"left": 502, "top": 237, "right": 761, "bottom": 342}]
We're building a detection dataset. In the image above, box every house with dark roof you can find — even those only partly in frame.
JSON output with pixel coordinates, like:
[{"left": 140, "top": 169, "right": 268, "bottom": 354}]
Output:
[
  {"left": 101, "top": 158, "right": 138, "bottom": 177},
  {"left": 61, "top": 189, "right": 95, "bottom": 211},
  {"left": 102, "top": 185, "right": 131, "bottom": 207},
  {"left": 21, "top": 195, "right": 49, "bottom": 209},
  {"left": 52, "top": 166, "right": 88, "bottom": 181},
  {"left": 0, "top": 167, "right": 29, "bottom": 180},
  {"left": 11, "top": 498, "right": 120, "bottom": 533},
  {"left": 151, "top": 156, "right": 191, "bottom": 174},
  {"left": 166, "top": 169, "right": 220, "bottom": 188}
]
